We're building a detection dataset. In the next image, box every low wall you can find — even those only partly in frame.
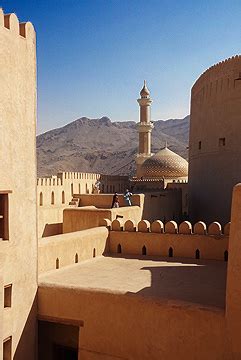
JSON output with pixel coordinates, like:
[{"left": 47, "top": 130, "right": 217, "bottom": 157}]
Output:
[
  {"left": 38, "top": 227, "right": 109, "bottom": 273},
  {"left": 108, "top": 219, "right": 229, "bottom": 261},
  {"left": 75, "top": 194, "right": 144, "bottom": 209},
  {"left": 38, "top": 286, "right": 227, "bottom": 360},
  {"left": 63, "top": 206, "right": 142, "bottom": 233},
  {"left": 38, "top": 206, "right": 65, "bottom": 238}
]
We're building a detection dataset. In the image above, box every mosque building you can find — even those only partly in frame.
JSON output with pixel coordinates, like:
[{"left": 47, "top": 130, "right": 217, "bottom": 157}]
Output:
[{"left": 131, "top": 81, "right": 188, "bottom": 193}]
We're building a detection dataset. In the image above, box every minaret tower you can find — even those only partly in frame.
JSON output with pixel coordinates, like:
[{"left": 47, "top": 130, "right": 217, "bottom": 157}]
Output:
[{"left": 136, "top": 81, "right": 154, "bottom": 178}]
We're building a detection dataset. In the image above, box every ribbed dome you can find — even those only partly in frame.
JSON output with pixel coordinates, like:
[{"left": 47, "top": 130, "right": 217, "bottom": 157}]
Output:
[{"left": 141, "top": 147, "right": 188, "bottom": 179}]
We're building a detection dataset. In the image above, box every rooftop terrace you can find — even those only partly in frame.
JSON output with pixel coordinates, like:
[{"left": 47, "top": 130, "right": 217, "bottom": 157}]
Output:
[{"left": 39, "top": 255, "right": 227, "bottom": 309}]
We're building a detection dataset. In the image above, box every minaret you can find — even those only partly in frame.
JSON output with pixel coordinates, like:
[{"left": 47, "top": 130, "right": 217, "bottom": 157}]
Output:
[{"left": 136, "top": 81, "right": 154, "bottom": 178}]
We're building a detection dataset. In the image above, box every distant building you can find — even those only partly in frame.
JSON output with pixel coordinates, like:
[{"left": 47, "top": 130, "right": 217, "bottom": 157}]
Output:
[{"left": 131, "top": 81, "right": 188, "bottom": 222}]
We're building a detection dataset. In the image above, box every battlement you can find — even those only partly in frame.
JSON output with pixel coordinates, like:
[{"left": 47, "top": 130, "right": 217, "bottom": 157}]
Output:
[
  {"left": 106, "top": 219, "right": 230, "bottom": 235},
  {"left": 192, "top": 54, "right": 241, "bottom": 97},
  {"left": 103, "top": 219, "right": 229, "bottom": 262},
  {"left": 37, "top": 172, "right": 101, "bottom": 186},
  {"left": 192, "top": 55, "right": 241, "bottom": 102},
  {"left": 0, "top": 8, "right": 35, "bottom": 40}
]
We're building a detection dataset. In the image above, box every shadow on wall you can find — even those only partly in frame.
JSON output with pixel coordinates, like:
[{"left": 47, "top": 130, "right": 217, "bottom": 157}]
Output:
[
  {"left": 42, "top": 223, "right": 63, "bottom": 238},
  {"left": 14, "top": 293, "right": 37, "bottom": 360},
  {"left": 110, "top": 254, "right": 227, "bottom": 309}
]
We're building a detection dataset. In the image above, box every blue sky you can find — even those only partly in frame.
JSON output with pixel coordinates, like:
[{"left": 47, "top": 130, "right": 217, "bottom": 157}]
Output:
[{"left": 1, "top": 0, "right": 241, "bottom": 133}]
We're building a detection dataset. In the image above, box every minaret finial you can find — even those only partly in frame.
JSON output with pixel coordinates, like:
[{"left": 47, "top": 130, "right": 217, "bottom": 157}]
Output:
[{"left": 140, "top": 80, "right": 150, "bottom": 97}]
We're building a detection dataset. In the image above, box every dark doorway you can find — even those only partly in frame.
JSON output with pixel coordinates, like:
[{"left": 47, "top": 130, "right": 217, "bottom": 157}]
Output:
[
  {"left": 53, "top": 344, "right": 77, "bottom": 360},
  {"left": 38, "top": 320, "right": 79, "bottom": 360}
]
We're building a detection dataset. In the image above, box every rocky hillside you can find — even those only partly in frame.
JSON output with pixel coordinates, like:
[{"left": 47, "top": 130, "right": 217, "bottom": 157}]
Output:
[{"left": 37, "top": 115, "right": 190, "bottom": 177}]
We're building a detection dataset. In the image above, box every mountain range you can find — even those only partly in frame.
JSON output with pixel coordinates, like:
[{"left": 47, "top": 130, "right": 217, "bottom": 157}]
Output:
[{"left": 37, "top": 115, "right": 190, "bottom": 177}]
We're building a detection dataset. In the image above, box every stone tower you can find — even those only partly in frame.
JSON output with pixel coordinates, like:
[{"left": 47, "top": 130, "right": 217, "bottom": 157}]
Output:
[
  {"left": 136, "top": 81, "right": 154, "bottom": 178},
  {"left": 188, "top": 55, "right": 241, "bottom": 225}
]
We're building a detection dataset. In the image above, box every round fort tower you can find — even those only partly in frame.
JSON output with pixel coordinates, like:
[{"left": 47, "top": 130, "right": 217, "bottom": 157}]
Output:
[{"left": 188, "top": 55, "right": 241, "bottom": 225}]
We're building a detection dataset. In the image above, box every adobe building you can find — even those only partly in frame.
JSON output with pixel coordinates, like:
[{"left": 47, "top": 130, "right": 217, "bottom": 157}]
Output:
[
  {"left": 2, "top": 7, "right": 241, "bottom": 360},
  {"left": 189, "top": 56, "right": 241, "bottom": 225},
  {"left": 0, "top": 10, "right": 37, "bottom": 359}
]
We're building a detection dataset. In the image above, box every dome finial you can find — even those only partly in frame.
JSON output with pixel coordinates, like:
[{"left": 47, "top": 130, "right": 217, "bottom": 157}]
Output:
[
  {"left": 140, "top": 80, "right": 150, "bottom": 98},
  {"left": 164, "top": 141, "right": 168, "bottom": 148}
]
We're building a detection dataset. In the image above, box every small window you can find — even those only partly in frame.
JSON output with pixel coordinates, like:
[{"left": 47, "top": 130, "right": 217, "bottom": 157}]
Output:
[
  {"left": 62, "top": 191, "right": 65, "bottom": 204},
  {"left": 198, "top": 141, "right": 202, "bottom": 150},
  {"left": 219, "top": 138, "right": 225, "bottom": 147},
  {"left": 56, "top": 258, "right": 59, "bottom": 269},
  {"left": 195, "top": 249, "right": 200, "bottom": 260},
  {"left": 39, "top": 192, "right": 43, "bottom": 206},
  {"left": 168, "top": 247, "right": 173, "bottom": 257},
  {"left": 0, "top": 194, "right": 9, "bottom": 240},
  {"left": 117, "top": 244, "right": 122, "bottom": 254},
  {"left": 4, "top": 284, "right": 12, "bottom": 308},
  {"left": 224, "top": 250, "right": 228, "bottom": 262},
  {"left": 75, "top": 253, "right": 78, "bottom": 263},
  {"left": 142, "top": 245, "right": 147, "bottom": 255},
  {"left": 71, "top": 183, "right": 74, "bottom": 196},
  {"left": 51, "top": 191, "right": 55, "bottom": 205},
  {"left": 93, "top": 248, "right": 96, "bottom": 258},
  {"left": 3, "top": 336, "right": 12, "bottom": 360}
]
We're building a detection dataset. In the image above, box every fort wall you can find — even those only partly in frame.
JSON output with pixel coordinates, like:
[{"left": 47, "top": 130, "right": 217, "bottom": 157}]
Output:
[
  {"left": 37, "top": 185, "right": 241, "bottom": 359},
  {"left": 0, "top": 9, "right": 37, "bottom": 358},
  {"left": 226, "top": 183, "right": 241, "bottom": 358},
  {"left": 109, "top": 219, "right": 229, "bottom": 261},
  {"left": 63, "top": 205, "right": 143, "bottom": 233},
  {"left": 37, "top": 172, "right": 129, "bottom": 237},
  {"left": 38, "top": 285, "right": 227, "bottom": 360},
  {"left": 38, "top": 219, "right": 229, "bottom": 275},
  {"left": 38, "top": 227, "right": 109, "bottom": 273},
  {"left": 189, "top": 55, "right": 241, "bottom": 225}
]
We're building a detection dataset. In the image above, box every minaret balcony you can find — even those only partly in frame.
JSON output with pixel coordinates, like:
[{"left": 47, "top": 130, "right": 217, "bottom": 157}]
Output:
[
  {"left": 137, "top": 98, "right": 153, "bottom": 106},
  {"left": 137, "top": 122, "right": 154, "bottom": 132}
]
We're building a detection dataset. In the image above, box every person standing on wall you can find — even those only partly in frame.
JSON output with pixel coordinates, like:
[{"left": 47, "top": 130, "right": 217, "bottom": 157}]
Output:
[
  {"left": 111, "top": 192, "right": 120, "bottom": 208},
  {"left": 124, "top": 189, "right": 132, "bottom": 206}
]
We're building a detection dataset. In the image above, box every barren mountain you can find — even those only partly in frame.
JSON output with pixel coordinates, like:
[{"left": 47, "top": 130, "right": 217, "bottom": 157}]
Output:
[{"left": 37, "top": 115, "right": 190, "bottom": 177}]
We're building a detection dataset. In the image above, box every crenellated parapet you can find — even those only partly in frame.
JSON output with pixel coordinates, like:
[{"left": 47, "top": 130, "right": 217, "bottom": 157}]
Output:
[
  {"left": 106, "top": 219, "right": 229, "bottom": 262},
  {"left": 0, "top": 9, "right": 35, "bottom": 40},
  {"left": 37, "top": 172, "right": 101, "bottom": 186},
  {"left": 191, "top": 54, "right": 241, "bottom": 99},
  {"left": 107, "top": 219, "right": 230, "bottom": 235}
]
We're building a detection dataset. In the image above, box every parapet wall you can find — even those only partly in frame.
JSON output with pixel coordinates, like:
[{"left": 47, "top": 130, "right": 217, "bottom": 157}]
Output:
[
  {"left": 63, "top": 205, "right": 143, "bottom": 233},
  {"left": 107, "top": 219, "right": 229, "bottom": 261},
  {"left": 192, "top": 55, "right": 241, "bottom": 98},
  {"left": 38, "top": 227, "right": 109, "bottom": 273},
  {"left": 37, "top": 172, "right": 129, "bottom": 237},
  {"left": 0, "top": 9, "right": 35, "bottom": 40}
]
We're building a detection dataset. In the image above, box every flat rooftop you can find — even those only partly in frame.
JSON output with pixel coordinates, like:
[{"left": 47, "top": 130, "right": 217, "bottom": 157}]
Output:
[{"left": 39, "top": 255, "right": 227, "bottom": 309}]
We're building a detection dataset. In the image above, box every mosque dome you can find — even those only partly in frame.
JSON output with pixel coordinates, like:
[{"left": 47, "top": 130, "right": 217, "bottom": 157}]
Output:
[
  {"left": 140, "top": 146, "right": 188, "bottom": 179},
  {"left": 140, "top": 80, "right": 150, "bottom": 97}
]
